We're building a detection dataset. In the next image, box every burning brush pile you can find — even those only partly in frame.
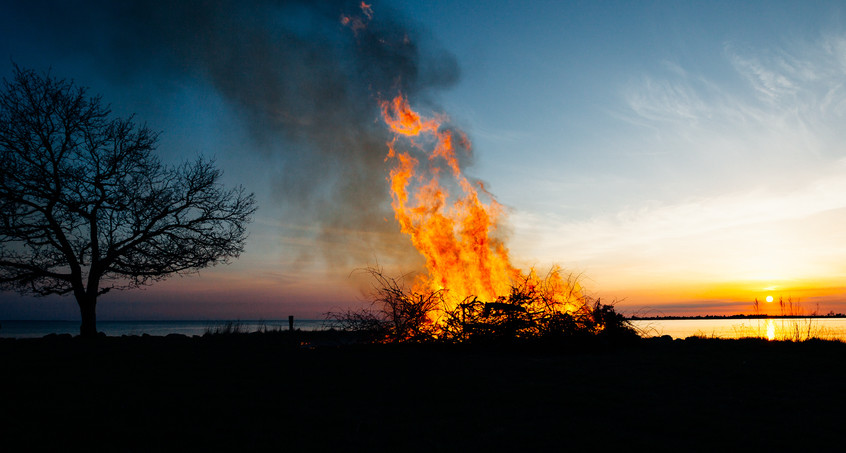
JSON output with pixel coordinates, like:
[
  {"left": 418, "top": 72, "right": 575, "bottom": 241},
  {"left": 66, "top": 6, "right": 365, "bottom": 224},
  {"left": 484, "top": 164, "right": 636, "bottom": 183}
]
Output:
[
  {"left": 328, "top": 95, "right": 634, "bottom": 344},
  {"left": 323, "top": 4, "right": 634, "bottom": 344}
]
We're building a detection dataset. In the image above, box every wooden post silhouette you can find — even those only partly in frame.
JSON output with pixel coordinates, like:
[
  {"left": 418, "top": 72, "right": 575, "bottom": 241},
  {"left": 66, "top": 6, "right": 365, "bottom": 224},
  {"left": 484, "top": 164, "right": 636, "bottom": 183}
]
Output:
[{"left": 288, "top": 315, "right": 294, "bottom": 332}]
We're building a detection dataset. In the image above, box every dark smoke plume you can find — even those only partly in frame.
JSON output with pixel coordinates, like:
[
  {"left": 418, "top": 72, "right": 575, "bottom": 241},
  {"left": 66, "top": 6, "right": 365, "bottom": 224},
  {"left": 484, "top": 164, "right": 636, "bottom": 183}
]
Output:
[{"left": 6, "top": 0, "right": 460, "bottom": 268}]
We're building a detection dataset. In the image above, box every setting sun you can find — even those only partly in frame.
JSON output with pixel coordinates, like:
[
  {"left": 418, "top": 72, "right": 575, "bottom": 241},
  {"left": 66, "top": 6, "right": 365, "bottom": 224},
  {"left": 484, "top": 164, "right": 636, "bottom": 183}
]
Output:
[{"left": 766, "top": 295, "right": 774, "bottom": 303}]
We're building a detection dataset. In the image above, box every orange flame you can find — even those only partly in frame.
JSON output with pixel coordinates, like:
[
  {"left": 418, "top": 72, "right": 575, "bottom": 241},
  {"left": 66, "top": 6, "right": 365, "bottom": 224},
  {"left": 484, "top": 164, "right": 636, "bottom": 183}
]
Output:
[
  {"left": 333, "top": 2, "right": 588, "bottom": 335},
  {"left": 381, "top": 94, "right": 521, "bottom": 310}
]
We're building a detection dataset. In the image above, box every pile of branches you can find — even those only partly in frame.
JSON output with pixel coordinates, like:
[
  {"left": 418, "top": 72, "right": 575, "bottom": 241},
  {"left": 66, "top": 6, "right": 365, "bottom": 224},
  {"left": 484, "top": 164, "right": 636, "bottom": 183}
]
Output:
[
  {"left": 325, "top": 267, "right": 443, "bottom": 343},
  {"left": 327, "top": 267, "right": 637, "bottom": 345}
]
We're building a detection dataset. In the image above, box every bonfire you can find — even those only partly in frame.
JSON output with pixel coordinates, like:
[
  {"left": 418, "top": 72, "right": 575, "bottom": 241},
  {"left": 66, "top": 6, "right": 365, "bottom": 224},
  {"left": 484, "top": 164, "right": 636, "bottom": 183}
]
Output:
[{"left": 335, "top": 4, "right": 629, "bottom": 343}]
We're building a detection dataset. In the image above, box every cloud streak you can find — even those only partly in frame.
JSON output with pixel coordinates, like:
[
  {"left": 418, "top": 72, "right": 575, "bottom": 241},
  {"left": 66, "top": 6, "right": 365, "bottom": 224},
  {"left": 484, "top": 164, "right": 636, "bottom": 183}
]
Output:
[{"left": 513, "top": 32, "right": 846, "bottom": 308}]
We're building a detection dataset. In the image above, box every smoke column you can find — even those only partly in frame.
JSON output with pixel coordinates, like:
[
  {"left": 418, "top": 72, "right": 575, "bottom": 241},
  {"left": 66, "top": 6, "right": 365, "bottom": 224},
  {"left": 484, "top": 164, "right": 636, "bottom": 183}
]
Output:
[{"left": 5, "top": 0, "right": 462, "bottom": 268}]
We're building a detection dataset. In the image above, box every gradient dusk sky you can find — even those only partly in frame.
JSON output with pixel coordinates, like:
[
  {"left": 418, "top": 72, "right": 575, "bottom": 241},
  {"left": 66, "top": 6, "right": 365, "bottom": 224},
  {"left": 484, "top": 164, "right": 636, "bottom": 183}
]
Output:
[{"left": 3, "top": 0, "right": 846, "bottom": 320}]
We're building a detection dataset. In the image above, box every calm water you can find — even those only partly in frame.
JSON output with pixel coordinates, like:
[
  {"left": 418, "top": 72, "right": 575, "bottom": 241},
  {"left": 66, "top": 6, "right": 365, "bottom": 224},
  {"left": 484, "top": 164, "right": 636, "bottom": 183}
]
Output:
[
  {"left": 0, "top": 319, "right": 328, "bottom": 339},
  {"left": 3, "top": 318, "right": 846, "bottom": 341},
  {"left": 631, "top": 318, "right": 846, "bottom": 341}
]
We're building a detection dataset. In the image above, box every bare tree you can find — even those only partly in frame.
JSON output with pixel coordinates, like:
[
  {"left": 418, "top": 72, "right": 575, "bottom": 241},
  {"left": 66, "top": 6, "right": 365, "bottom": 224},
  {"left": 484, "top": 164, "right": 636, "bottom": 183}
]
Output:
[{"left": 0, "top": 66, "right": 257, "bottom": 337}]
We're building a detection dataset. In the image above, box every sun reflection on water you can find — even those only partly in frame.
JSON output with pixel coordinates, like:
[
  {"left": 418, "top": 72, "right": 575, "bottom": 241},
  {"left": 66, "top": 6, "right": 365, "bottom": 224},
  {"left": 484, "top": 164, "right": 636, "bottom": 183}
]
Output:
[
  {"left": 765, "top": 319, "right": 775, "bottom": 341},
  {"left": 631, "top": 318, "right": 846, "bottom": 341}
]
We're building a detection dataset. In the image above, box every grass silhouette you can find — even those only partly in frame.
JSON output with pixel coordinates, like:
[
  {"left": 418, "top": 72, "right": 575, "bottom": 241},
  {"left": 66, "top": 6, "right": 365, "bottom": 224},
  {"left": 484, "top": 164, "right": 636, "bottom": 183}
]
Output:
[{"left": 2, "top": 333, "right": 845, "bottom": 450}]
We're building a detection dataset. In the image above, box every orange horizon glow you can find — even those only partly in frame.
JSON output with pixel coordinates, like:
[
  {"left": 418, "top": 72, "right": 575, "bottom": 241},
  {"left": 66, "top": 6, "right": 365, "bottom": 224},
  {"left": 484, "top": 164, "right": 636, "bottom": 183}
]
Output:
[{"left": 599, "top": 276, "right": 846, "bottom": 316}]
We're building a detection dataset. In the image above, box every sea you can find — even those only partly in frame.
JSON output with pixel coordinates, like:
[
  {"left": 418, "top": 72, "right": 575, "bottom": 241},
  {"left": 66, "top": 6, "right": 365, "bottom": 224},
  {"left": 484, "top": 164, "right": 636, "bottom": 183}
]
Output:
[
  {"left": 0, "top": 319, "right": 328, "bottom": 339},
  {"left": 630, "top": 318, "right": 846, "bottom": 342},
  {"left": 3, "top": 318, "right": 846, "bottom": 341}
]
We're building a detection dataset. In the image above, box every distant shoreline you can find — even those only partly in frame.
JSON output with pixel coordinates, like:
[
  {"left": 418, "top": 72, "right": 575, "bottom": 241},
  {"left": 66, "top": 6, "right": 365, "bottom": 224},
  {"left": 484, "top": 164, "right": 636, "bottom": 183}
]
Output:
[
  {"left": 4, "top": 314, "right": 846, "bottom": 324},
  {"left": 628, "top": 314, "right": 846, "bottom": 320}
]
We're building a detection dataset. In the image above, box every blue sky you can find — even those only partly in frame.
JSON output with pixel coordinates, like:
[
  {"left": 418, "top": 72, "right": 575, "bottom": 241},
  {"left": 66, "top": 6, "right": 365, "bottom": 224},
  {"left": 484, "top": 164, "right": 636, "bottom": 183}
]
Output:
[
  {"left": 394, "top": 0, "right": 846, "bottom": 314},
  {"left": 2, "top": 0, "right": 846, "bottom": 320}
]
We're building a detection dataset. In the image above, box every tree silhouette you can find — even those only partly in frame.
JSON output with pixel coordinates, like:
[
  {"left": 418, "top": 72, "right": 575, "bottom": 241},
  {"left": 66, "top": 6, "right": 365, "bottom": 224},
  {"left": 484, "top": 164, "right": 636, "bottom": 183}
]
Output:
[{"left": 0, "top": 66, "right": 257, "bottom": 337}]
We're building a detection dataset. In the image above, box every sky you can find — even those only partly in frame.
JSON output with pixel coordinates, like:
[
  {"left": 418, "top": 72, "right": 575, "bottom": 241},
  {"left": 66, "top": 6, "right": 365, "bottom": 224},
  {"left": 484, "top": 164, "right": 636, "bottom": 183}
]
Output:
[{"left": 2, "top": 0, "right": 846, "bottom": 320}]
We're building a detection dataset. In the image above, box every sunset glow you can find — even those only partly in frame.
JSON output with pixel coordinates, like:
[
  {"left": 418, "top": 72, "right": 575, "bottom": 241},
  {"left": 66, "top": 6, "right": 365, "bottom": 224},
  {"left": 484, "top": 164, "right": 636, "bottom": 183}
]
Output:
[{"left": 3, "top": 1, "right": 846, "bottom": 320}]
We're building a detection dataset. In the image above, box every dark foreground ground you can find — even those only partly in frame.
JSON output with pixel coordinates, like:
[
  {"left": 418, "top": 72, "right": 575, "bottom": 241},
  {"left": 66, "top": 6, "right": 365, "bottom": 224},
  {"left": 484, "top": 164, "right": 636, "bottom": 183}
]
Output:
[{"left": 2, "top": 332, "right": 845, "bottom": 452}]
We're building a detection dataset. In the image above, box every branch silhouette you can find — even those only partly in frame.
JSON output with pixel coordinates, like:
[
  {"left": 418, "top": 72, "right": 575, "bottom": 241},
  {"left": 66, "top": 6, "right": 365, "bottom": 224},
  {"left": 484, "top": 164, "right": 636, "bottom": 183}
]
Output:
[{"left": 0, "top": 66, "right": 257, "bottom": 337}]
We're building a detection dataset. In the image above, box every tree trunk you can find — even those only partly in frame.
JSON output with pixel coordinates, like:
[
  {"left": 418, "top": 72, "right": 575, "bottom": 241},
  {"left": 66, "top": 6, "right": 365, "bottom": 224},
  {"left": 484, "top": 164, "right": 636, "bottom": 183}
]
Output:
[{"left": 77, "top": 296, "right": 98, "bottom": 338}]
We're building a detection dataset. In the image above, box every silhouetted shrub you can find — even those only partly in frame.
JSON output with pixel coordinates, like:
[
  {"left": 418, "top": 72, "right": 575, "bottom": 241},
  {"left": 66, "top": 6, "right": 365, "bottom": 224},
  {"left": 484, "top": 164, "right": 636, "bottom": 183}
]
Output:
[
  {"left": 329, "top": 266, "right": 637, "bottom": 345},
  {"left": 203, "top": 321, "right": 245, "bottom": 336},
  {"left": 323, "top": 307, "right": 391, "bottom": 343},
  {"left": 326, "top": 267, "right": 442, "bottom": 342}
]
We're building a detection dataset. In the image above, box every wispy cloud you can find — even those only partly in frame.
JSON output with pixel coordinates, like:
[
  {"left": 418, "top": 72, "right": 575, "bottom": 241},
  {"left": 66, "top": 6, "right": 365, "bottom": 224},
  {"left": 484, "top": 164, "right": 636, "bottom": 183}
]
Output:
[
  {"left": 512, "top": 33, "right": 846, "bottom": 307},
  {"left": 626, "top": 33, "right": 846, "bottom": 130},
  {"left": 515, "top": 167, "right": 846, "bottom": 259},
  {"left": 625, "top": 74, "right": 708, "bottom": 123},
  {"left": 729, "top": 51, "right": 797, "bottom": 103}
]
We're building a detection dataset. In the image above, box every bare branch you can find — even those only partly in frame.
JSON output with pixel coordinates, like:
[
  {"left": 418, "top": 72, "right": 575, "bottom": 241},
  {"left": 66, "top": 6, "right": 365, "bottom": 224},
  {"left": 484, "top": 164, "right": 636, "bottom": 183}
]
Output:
[{"left": 0, "top": 66, "right": 257, "bottom": 336}]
